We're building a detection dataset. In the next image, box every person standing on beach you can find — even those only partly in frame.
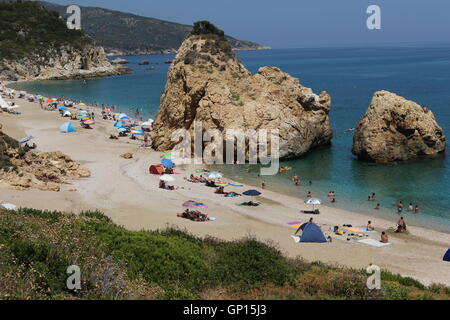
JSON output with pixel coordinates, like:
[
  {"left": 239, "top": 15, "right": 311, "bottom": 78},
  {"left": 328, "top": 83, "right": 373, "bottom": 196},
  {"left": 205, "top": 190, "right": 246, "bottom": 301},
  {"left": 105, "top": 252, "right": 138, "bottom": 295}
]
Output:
[{"left": 261, "top": 181, "right": 266, "bottom": 189}]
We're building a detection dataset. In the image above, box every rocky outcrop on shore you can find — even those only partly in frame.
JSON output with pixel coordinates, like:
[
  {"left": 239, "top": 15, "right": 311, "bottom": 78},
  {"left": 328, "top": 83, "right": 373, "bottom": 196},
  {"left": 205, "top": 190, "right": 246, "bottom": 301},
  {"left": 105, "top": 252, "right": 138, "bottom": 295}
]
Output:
[
  {"left": 352, "top": 91, "right": 446, "bottom": 163},
  {"left": 151, "top": 25, "right": 332, "bottom": 160},
  {"left": 0, "top": 46, "right": 129, "bottom": 81},
  {"left": 0, "top": 127, "right": 90, "bottom": 191}
]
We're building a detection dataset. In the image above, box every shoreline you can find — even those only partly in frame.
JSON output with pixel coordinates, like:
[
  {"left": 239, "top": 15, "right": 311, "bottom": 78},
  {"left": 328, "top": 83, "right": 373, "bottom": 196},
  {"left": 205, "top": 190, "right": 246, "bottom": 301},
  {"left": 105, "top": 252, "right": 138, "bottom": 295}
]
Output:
[
  {"left": 1, "top": 82, "right": 450, "bottom": 286},
  {"left": 10, "top": 79, "right": 450, "bottom": 234}
]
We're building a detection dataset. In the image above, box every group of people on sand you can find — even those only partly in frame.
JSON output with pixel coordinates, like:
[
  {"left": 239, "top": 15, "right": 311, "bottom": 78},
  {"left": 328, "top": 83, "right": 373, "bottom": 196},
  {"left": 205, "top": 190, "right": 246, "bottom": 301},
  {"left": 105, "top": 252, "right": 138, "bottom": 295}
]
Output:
[
  {"left": 178, "top": 209, "right": 210, "bottom": 222},
  {"left": 215, "top": 186, "right": 241, "bottom": 198},
  {"left": 159, "top": 180, "right": 177, "bottom": 191}
]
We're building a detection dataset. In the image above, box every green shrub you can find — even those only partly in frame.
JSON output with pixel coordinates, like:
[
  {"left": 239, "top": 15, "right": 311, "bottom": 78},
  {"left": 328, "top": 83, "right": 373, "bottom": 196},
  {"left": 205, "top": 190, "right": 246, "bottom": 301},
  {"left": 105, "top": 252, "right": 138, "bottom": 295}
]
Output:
[
  {"left": 381, "top": 271, "right": 426, "bottom": 290},
  {"left": 211, "top": 238, "right": 295, "bottom": 290},
  {"left": 383, "top": 282, "right": 410, "bottom": 300}
]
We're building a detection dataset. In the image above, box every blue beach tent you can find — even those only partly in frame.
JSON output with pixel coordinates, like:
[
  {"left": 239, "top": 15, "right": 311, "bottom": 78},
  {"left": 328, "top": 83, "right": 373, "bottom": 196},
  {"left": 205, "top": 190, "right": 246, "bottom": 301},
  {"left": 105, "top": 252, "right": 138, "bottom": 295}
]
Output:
[
  {"left": 299, "top": 223, "right": 327, "bottom": 243},
  {"left": 444, "top": 249, "right": 450, "bottom": 262},
  {"left": 60, "top": 122, "right": 76, "bottom": 133}
]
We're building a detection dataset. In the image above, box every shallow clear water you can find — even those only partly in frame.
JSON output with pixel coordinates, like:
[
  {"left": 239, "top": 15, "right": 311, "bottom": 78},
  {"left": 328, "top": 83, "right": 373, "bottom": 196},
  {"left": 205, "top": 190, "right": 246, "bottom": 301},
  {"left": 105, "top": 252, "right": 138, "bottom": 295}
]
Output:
[{"left": 11, "top": 46, "right": 450, "bottom": 232}]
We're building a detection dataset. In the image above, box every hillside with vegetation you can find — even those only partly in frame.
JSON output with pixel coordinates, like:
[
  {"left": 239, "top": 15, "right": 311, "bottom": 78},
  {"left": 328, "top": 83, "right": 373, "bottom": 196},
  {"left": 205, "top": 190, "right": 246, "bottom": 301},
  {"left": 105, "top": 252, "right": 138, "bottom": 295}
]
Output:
[
  {"left": 0, "top": 207, "right": 448, "bottom": 300},
  {"left": 39, "top": 1, "right": 270, "bottom": 56},
  {"left": 0, "top": 1, "right": 92, "bottom": 61},
  {"left": 0, "top": 1, "right": 125, "bottom": 80}
]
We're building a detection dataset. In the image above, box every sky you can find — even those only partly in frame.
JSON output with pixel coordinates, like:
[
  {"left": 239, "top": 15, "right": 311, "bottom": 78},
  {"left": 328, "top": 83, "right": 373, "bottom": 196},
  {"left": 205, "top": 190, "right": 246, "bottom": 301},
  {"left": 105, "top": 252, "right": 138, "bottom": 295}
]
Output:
[{"left": 44, "top": 0, "right": 450, "bottom": 48}]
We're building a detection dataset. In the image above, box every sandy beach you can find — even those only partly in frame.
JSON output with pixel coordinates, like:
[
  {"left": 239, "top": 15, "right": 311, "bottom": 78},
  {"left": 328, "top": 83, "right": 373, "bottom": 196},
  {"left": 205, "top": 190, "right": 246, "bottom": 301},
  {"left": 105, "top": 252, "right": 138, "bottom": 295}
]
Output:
[{"left": 1, "top": 89, "right": 449, "bottom": 287}]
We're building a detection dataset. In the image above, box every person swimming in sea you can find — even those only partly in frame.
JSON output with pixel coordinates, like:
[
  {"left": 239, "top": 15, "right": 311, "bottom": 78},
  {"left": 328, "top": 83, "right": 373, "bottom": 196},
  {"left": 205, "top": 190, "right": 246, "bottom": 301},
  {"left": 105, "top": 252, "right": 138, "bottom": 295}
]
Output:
[
  {"left": 397, "top": 201, "right": 403, "bottom": 213},
  {"left": 374, "top": 203, "right": 381, "bottom": 210}
]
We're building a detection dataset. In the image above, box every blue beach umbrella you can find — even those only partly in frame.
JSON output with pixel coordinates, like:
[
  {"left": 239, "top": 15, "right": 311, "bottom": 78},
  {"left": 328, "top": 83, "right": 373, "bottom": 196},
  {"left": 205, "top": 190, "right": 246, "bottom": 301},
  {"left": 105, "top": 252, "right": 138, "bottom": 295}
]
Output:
[
  {"left": 59, "top": 106, "right": 67, "bottom": 111},
  {"left": 60, "top": 122, "right": 76, "bottom": 133},
  {"left": 131, "top": 129, "right": 144, "bottom": 136},
  {"left": 243, "top": 190, "right": 262, "bottom": 196},
  {"left": 161, "top": 158, "right": 174, "bottom": 168},
  {"left": 118, "top": 113, "right": 129, "bottom": 120},
  {"left": 114, "top": 121, "right": 124, "bottom": 127}
]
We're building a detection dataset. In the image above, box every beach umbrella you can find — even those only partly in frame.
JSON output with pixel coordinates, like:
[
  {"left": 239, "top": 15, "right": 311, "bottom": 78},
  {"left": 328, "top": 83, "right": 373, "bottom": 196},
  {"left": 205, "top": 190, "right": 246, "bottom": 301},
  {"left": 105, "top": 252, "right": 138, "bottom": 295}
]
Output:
[
  {"left": 304, "top": 198, "right": 322, "bottom": 211},
  {"left": 63, "top": 111, "right": 72, "bottom": 117},
  {"left": 161, "top": 158, "right": 174, "bottom": 168},
  {"left": 118, "top": 113, "right": 129, "bottom": 120},
  {"left": 78, "top": 102, "right": 86, "bottom": 106},
  {"left": 82, "top": 119, "right": 95, "bottom": 125},
  {"left": 59, "top": 106, "right": 67, "bottom": 111},
  {"left": 160, "top": 174, "right": 175, "bottom": 182},
  {"left": 131, "top": 129, "right": 144, "bottom": 135},
  {"left": 206, "top": 171, "right": 223, "bottom": 179},
  {"left": 18, "top": 136, "right": 33, "bottom": 144},
  {"left": 243, "top": 190, "right": 261, "bottom": 196},
  {"left": 117, "top": 127, "right": 127, "bottom": 132},
  {"left": 182, "top": 200, "right": 207, "bottom": 209},
  {"left": 304, "top": 198, "right": 322, "bottom": 205},
  {"left": 0, "top": 203, "right": 17, "bottom": 211},
  {"left": 141, "top": 119, "right": 154, "bottom": 128},
  {"left": 60, "top": 122, "right": 76, "bottom": 133},
  {"left": 114, "top": 121, "right": 124, "bottom": 127},
  {"left": 215, "top": 181, "right": 229, "bottom": 187},
  {"left": 161, "top": 152, "right": 173, "bottom": 159}
]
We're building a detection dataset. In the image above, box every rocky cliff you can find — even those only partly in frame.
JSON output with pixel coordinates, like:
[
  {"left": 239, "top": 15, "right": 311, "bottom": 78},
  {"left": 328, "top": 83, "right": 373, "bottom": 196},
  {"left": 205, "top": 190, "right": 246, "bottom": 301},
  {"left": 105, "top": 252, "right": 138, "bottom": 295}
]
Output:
[
  {"left": 151, "top": 23, "right": 332, "bottom": 160},
  {"left": 0, "top": 1, "right": 128, "bottom": 81},
  {"left": 352, "top": 91, "right": 446, "bottom": 163},
  {"left": 0, "top": 125, "right": 90, "bottom": 191},
  {"left": 1, "top": 45, "right": 128, "bottom": 81}
]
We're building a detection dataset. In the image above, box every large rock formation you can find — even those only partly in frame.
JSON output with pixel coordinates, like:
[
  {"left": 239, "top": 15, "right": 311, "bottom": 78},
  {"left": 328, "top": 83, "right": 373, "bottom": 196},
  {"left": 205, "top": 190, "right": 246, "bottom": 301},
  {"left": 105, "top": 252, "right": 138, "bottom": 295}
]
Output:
[
  {"left": 0, "top": 126, "right": 90, "bottom": 191},
  {"left": 352, "top": 91, "right": 446, "bottom": 163},
  {"left": 151, "top": 23, "right": 332, "bottom": 160}
]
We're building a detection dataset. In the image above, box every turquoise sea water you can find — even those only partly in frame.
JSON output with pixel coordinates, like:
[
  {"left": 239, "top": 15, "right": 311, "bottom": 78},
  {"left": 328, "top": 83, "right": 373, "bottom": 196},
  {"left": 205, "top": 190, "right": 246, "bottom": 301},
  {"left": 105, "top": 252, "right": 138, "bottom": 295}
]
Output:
[{"left": 11, "top": 46, "right": 450, "bottom": 232}]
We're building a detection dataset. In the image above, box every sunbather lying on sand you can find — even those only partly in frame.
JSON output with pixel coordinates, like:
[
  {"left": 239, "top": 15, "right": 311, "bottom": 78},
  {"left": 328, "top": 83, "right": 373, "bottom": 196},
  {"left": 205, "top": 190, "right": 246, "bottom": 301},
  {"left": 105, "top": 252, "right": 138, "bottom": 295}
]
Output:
[
  {"left": 240, "top": 201, "right": 259, "bottom": 207},
  {"left": 177, "top": 209, "right": 210, "bottom": 222},
  {"left": 380, "top": 231, "right": 389, "bottom": 243},
  {"left": 205, "top": 180, "right": 217, "bottom": 188},
  {"left": 224, "top": 192, "right": 241, "bottom": 197},
  {"left": 159, "top": 180, "right": 177, "bottom": 191}
]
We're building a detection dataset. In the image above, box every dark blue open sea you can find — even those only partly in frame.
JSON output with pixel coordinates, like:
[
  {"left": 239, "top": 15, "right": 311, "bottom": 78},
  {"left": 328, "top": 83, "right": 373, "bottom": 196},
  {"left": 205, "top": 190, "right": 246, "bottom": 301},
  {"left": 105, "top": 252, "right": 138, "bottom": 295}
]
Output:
[{"left": 11, "top": 45, "right": 450, "bottom": 232}]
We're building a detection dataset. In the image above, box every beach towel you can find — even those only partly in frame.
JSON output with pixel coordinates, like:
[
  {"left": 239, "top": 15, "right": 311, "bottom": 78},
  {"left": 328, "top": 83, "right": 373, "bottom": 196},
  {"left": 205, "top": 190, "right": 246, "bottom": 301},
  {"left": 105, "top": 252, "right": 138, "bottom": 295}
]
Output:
[
  {"left": 344, "top": 226, "right": 365, "bottom": 233},
  {"left": 357, "top": 238, "right": 392, "bottom": 248},
  {"left": 358, "top": 227, "right": 377, "bottom": 233},
  {"left": 229, "top": 183, "right": 244, "bottom": 187},
  {"left": 287, "top": 221, "right": 304, "bottom": 230}
]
